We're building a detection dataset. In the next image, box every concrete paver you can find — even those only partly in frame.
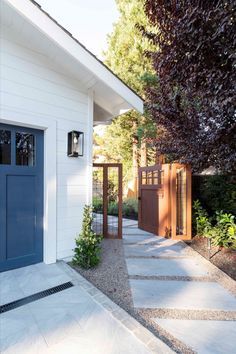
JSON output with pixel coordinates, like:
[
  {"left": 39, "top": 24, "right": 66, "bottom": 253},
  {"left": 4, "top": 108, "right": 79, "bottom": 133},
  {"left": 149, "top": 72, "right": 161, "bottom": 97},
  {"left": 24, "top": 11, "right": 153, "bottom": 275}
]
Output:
[
  {"left": 154, "top": 318, "right": 236, "bottom": 354},
  {"left": 130, "top": 279, "right": 236, "bottom": 310},
  {"left": 123, "top": 220, "right": 236, "bottom": 353},
  {"left": 0, "top": 262, "right": 172, "bottom": 354},
  {"left": 126, "top": 258, "right": 210, "bottom": 277},
  {"left": 123, "top": 235, "right": 162, "bottom": 244},
  {"left": 124, "top": 243, "right": 189, "bottom": 258}
]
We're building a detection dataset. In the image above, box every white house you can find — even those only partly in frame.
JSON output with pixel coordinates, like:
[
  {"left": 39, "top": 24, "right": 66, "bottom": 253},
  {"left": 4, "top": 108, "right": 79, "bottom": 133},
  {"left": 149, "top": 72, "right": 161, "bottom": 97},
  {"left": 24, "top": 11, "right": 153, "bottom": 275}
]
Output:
[{"left": 0, "top": 0, "right": 143, "bottom": 271}]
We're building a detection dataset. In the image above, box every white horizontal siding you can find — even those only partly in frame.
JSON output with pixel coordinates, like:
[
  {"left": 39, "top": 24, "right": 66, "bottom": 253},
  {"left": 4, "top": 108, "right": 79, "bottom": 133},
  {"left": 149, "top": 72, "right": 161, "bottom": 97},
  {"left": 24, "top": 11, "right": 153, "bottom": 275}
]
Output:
[
  {"left": 1, "top": 79, "right": 88, "bottom": 115},
  {"left": 0, "top": 30, "right": 91, "bottom": 260},
  {"left": 1, "top": 65, "right": 87, "bottom": 104},
  {"left": 58, "top": 206, "right": 85, "bottom": 219}
]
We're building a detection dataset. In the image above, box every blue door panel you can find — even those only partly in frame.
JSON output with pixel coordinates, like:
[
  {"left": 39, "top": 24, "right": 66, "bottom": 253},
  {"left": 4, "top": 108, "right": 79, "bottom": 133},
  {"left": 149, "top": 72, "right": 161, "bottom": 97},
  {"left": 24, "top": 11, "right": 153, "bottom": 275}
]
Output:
[
  {"left": 7, "top": 175, "right": 36, "bottom": 259},
  {"left": 0, "top": 124, "right": 44, "bottom": 272}
]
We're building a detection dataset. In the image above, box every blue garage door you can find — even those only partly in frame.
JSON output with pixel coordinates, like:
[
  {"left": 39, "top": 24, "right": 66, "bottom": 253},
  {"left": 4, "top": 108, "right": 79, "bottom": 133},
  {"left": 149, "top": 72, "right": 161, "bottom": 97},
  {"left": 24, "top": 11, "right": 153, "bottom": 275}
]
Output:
[{"left": 0, "top": 124, "right": 44, "bottom": 272}]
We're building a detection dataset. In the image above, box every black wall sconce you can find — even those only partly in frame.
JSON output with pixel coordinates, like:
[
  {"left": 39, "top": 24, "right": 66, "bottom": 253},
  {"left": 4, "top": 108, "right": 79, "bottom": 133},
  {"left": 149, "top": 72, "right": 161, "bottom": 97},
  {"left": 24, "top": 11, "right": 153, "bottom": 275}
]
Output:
[{"left": 67, "top": 131, "right": 84, "bottom": 157}]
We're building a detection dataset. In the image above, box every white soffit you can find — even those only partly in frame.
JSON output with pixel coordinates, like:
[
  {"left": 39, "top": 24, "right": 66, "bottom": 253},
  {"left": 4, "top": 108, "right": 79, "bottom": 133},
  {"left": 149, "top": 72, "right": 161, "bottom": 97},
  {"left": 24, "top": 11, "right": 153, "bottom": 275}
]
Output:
[{"left": 2, "top": 0, "right": 144, "bottom": 121}]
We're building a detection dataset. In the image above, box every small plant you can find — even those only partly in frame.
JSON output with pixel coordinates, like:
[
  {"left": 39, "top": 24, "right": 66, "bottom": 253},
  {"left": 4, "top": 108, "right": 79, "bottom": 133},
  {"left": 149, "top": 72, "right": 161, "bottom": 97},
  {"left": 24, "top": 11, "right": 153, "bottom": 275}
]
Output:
[
  {"left": 193, "top": 200, "right": 211, "bottom": 236},
  {"left": 73, "top": 205, "right": 103, "bottom": 269},
  {"left": 205, "top": 211, "right": 236, "bottom": 249},
  {"left": 193, "top": 200, "right": 236, "bottom": 249}
]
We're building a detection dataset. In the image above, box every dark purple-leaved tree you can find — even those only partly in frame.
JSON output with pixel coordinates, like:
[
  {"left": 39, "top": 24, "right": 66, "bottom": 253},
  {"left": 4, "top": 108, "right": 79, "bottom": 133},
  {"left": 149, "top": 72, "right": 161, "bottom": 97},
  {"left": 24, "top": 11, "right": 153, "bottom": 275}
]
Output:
[{"left": 142, "top": 0, "right": 236, "bottom": 172}]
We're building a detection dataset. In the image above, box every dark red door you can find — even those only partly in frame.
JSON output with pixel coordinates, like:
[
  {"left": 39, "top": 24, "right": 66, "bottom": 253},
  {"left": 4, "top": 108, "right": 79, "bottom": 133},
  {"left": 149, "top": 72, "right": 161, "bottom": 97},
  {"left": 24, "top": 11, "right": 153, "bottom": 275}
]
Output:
[{"left": 138, "top": 165, "right": 163, "bottom": 234}]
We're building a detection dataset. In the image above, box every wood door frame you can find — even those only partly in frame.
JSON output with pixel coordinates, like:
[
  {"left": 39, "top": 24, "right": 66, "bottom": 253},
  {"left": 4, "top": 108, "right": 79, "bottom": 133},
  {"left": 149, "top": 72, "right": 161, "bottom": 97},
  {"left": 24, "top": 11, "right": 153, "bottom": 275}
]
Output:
[
  {"left": 138, "top": 163, "right": 192, "bottom": 240},
  {"left": 170, "top": 163, "right": 192, "bottom": 240},
  {"left": 93, "top": 163, "right": 123, "bottom": 239}
]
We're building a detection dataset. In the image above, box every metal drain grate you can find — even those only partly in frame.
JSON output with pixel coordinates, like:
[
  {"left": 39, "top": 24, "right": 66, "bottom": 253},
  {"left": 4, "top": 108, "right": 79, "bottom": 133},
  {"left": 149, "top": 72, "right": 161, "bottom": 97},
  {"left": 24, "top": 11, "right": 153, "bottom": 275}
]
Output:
[{"left": 0, "top": 281, "right": 74, "bottom": 314}]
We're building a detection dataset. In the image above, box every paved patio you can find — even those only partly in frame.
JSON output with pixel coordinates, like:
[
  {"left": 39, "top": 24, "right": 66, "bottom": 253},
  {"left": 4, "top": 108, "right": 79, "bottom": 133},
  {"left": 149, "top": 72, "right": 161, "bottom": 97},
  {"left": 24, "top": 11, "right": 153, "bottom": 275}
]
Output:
[
  {"left": 1, "top": 218, "right": 236, "bottom": 354},
  {"left": 122, "top": 218, "right": 236, "bottom": 354},
  {"left": 0, "top": 261, "right": 172, "bottom": 354}
]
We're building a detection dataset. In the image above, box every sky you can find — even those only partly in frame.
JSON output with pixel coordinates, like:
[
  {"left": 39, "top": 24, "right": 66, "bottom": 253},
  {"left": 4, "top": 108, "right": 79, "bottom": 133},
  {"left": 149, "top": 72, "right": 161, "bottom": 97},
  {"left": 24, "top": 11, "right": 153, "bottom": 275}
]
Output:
[{"left": 37, "top": 0, "right": 119, "bottom": 59}]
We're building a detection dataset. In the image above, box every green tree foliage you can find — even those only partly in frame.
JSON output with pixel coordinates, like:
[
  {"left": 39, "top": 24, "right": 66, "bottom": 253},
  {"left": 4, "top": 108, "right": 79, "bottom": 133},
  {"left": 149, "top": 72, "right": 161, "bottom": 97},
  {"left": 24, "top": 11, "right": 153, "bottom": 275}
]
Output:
[
  {"left": 104, "top": 0, "right": 154, "bottom": 96},
  {"left": 193, "top": 175, "right": 236, "bottom": 216},
  {"left": 143, "top": 0, "right": 236, "bottom": 173},
  {"left": 99, "top": 0, "right": 157, "bottom": 186},
  {"left": 103, "top": 114, "right": 136, "bottom": 182}
]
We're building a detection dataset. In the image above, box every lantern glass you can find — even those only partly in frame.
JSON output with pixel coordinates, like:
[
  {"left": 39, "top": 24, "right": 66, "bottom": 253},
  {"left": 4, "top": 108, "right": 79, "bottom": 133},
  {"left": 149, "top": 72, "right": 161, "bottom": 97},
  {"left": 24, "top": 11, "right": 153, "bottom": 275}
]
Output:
[{"left": 68, "top": 131, "right": 84, "bottom": 157}]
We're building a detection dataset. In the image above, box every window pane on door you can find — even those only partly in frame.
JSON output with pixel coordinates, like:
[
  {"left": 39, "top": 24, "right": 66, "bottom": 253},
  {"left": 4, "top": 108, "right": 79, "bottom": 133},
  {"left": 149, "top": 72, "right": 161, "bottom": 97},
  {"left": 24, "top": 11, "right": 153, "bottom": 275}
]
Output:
[
  {"left": 0, "top": 130, "right": 11, "bottom": 165},
  {"left": 16, "top": 132, "right": 35, "bottom": 166}
]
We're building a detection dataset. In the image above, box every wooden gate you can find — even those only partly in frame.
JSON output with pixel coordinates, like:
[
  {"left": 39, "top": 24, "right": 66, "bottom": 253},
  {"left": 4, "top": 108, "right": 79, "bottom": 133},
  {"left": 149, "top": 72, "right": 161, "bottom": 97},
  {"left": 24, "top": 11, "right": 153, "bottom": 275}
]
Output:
[
  {"left": 138, "top": 163, "right": 192, "bottom": 240},
  {"left": 93, "top": 163, "right": 122, "bottom": 239}
]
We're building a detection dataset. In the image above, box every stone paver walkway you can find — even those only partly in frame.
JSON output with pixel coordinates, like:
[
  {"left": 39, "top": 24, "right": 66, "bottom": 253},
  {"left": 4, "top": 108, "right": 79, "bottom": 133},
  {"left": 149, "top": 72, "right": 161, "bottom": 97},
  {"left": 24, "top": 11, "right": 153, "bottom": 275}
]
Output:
[
  {"left": 122, "top": 218, "right": 236, "bottom": 354},
  {"left": 0, "top": 261, "right": 172, "bottom": 354}
]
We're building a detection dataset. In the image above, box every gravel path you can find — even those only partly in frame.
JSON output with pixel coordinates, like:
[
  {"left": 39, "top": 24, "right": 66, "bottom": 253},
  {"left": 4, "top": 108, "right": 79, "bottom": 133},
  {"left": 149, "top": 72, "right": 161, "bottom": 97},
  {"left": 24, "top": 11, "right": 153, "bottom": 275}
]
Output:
[
  {"left": 72, "top": 239, "right": 133, "bottom": 312},
  {"left": 72, "top": 224, "right": 236, "bottom": 354}
]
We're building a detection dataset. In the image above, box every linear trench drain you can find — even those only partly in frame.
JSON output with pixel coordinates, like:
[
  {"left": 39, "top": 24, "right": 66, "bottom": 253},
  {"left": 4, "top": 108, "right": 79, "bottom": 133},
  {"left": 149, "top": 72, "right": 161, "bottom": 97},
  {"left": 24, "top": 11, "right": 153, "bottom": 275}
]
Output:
[{"left": 0, "top": 281, "right": 74, "bottom": 314}]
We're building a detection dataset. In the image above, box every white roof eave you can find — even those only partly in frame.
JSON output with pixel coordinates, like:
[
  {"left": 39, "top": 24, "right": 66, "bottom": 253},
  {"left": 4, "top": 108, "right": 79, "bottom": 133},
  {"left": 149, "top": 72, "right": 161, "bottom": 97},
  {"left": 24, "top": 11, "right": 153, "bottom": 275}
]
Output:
[{"left": 4, "top": 0, "right": 144, "bottom": 116}]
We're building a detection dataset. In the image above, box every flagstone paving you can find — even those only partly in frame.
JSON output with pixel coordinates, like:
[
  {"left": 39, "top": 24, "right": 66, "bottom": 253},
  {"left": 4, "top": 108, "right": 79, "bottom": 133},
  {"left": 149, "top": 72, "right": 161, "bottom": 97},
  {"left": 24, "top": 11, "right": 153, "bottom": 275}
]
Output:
[
  {"left": 130, "top": 279, "right": 236, "bottom": 310},
  {"left": 124, "top": 243, "right": 190, "bottom": 258},
  {"left": 126, "top": 258, "right": 210, "bottom": 277},
  {"left": 123, "top": 224, "right": 236, "bottom": 354},
  {"left": 0, "top": 262, "right": 173, "bottom": 354},
  {"left": 154, "top": 319, "right": 236, "bottom": 354}
]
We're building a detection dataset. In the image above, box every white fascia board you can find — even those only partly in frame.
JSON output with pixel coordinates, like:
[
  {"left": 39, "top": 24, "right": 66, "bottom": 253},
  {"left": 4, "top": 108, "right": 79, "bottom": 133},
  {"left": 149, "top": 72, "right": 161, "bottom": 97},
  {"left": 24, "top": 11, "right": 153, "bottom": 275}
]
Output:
[{"left": 4, "top": 0, "right": 144, "bottom": 114}]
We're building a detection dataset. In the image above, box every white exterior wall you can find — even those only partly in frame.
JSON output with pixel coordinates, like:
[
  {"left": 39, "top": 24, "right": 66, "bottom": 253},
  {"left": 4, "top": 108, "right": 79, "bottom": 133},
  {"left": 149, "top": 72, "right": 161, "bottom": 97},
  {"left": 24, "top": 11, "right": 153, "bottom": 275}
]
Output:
[{"left": 0, "top": 30, "right": 93, "bottom": 260}]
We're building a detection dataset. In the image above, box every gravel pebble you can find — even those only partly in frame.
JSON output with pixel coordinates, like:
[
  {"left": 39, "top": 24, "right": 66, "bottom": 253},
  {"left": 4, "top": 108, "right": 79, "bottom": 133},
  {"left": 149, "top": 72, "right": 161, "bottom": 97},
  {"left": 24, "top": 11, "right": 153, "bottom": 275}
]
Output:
[{"left": 72, "top": 239, "right": 133, "bottom": 311}]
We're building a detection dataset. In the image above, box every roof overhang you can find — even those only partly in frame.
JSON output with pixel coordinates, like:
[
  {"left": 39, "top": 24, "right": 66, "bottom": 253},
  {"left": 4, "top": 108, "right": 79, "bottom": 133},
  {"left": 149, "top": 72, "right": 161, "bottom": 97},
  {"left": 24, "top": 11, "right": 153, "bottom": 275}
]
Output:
[{"left": 1, "top": 0, "right": 144, "bottom": 124}]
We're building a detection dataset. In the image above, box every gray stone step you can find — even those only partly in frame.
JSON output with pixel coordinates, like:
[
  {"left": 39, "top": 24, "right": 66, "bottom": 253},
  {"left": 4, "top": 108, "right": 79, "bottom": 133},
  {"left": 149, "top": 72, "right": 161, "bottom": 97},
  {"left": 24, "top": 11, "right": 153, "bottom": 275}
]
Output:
[
  {"left": 123, "top": 235, "right": 164, "bottom": 245},
  {"left": 154, "top": 318, "right": 236, "bottom": 354},
  {"left": 126, "top": 258, "right": 210, "bottom": 277},
  {"left": 130, "top": 279, "right": 236, "bottom": 311},
  {"left": 124, "top": 243, "right": 188, "bottom": 258}
]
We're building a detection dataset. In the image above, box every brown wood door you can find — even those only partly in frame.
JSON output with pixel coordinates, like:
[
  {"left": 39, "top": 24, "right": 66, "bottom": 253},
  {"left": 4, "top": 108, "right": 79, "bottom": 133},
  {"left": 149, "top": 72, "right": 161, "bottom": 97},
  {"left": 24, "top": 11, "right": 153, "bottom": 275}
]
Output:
[
  {"left": 139, "top": 188, "right": 159, "bottom": 234},
  {"left": 138, "top": 165, "right": 163, "bottom": 235},
  {"left": 138, "top": 163, "right": 192, "bottom": 239}
]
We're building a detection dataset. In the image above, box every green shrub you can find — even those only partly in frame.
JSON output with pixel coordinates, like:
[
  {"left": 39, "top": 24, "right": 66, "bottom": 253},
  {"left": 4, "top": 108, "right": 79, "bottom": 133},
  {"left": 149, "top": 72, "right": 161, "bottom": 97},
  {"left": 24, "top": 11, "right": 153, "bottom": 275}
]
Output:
[
  {"left": 123, "top": 198, "right": 138, "bottom": 214},
  {"left": 205, "top": 211, "right": 236, "bottom": 249},
  {"left": 193, "top": 200, "right": 236, "bottom": 249},
  {"left": 122, "top": 199, "right": 137, "bottom": 218},
  {"left": 93, "top": 197, "right": 103, "bottom": 213},
  {"left": 108, "top": 201, "right": 119, "bottom": 216},
  {"left": 192, "top": 175, "right": 236, "bottom": 215},
  {"left": 193, "top": 200, "right": 212, "bottom": 236},
  {"left": 106, "top": 198, "right": 138, "bottom": 219},
  {"left": 73, "top": 205, "right": 103, "bottom": 269}
]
